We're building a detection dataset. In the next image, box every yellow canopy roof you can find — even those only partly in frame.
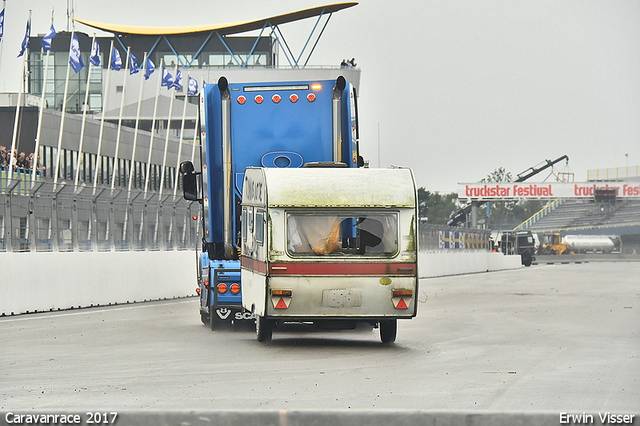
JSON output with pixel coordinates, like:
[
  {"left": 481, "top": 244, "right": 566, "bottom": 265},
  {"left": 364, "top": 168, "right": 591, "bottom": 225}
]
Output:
[{"left": 74, "top": 3, "right": 357, "bottom": 36}]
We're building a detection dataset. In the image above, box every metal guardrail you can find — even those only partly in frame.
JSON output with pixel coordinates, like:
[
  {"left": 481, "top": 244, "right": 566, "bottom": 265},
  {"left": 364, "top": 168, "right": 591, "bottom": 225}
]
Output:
[
  {"left": 419, "top": 222, "right": 491, "bottom": 252},
  {"left": 1, "top": 175, "right": 198, "bottom": 253}
]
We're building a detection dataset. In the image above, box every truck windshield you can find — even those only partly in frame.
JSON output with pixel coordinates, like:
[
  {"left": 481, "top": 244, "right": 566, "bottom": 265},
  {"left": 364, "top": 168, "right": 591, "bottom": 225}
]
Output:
[{"left": 287, "top": 212, "right": 398, "bottom": 257}]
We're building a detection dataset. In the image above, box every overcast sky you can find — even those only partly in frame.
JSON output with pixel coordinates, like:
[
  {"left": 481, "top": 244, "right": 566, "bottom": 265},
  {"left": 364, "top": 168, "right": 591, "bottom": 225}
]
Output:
[{"left": 1, "top": 0, "right": 639, "bottom": 193}]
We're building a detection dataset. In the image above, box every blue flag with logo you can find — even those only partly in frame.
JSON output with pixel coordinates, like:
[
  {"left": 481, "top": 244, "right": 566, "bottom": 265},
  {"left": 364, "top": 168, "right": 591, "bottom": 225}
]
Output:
[
  {"left": 129, "top": 52, "right": 139, "bottom": 74},
  {"left": 111, "top": 46, "right": 122, "bottom": 71},
  {"left": 69, "top": 33, "right": 84, "bottom": 73},
  {"left": 0, "top": 8, "right": 5, "bottom": 44},
  {"left": 170, "top": 69, "right": 182, "bottom": 90},
  {"left": 161, "top": 65, "right": 173, "bottom": 87},
  {"left": 41, "top": 24, "right": 57, "bottom": 52},
  {"left": 187, "top": 77, "right": 198, "bottom": 96},
  {"left": 144, "top": 57, "right": 155, "bottom": 80},
  {"left": 90, "top": 40, "right": 100, "bottom": 67},
  {"left": 18, "top": 18, "right": 30, "bottom": 57}
]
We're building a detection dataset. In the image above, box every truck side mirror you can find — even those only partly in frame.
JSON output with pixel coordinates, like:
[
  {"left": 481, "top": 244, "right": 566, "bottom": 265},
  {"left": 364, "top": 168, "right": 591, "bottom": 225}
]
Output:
[{"left": 180, "top": 161, "right": 200, "bottom": 201}]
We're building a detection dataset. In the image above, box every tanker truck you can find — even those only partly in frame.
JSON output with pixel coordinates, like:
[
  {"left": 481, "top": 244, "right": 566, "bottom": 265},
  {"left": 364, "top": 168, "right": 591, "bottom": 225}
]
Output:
[{"left": 563, "top": 235, "right": 620, "bottom": 254}]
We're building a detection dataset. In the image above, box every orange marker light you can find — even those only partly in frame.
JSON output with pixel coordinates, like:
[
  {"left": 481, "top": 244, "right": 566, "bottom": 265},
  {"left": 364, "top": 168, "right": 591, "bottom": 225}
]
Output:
[
  {"left": 307, "top": 93, "right": 316, "bottom": 102},
  {"left": 230, "top": 283, "right": 241, "bottom": 294},
  {"left": 272, "top": 94, "right": 281, "bottom": 104},
  {"left": 289, "top": 93, "right": 299, "bottom": 103},
  {"left": 255, "top": 95, "right": 264, "bottom": 104},
  {"left": 218, "top": 283, "right": 228, "bottom": 293},
  {"left": 311, "top": 83, "right": 322, "bottom": 91},
  {"left": 237, "top": 95, "right": 246, "bottom": 105}
]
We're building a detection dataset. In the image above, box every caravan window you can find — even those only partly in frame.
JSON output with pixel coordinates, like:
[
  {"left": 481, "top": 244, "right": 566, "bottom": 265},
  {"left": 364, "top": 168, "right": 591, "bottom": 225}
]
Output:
[
  {"left": 242, "top": 208, "right": 248, "bottom": 242},
  {"left": 255, "top": 210, "right": 265, "bottom": 245},
  {"left": 286, "top": 212, "right": 398, "bottom": 257}
]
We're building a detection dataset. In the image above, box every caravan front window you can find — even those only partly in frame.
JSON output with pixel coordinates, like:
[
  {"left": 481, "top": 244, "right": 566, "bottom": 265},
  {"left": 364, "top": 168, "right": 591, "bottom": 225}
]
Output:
[{"left": 286, "top": 212, "right": 398, "bottom": 257}]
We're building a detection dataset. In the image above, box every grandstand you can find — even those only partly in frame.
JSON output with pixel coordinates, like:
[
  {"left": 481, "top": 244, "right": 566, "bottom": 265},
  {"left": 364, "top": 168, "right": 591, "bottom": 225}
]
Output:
[
  {"left": 525, "top": 199, "right": 640, "bottom": 233},
  {"left": 515, "top": 170, "right": 640, "bottom": 252}
]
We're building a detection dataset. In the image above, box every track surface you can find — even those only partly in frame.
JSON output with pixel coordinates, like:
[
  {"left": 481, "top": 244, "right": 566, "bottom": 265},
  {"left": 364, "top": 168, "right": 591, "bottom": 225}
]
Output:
[{"left": 1, "top": 262, "right": 638, "bottom": 412}]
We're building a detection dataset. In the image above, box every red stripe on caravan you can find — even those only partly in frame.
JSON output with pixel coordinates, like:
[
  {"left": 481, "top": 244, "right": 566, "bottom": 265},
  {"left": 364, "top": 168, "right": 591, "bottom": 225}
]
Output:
[
  {"left": 241, "top": 256, "right": 267, "bottom": 274},
  {"left": 268, "top": 263, "right": 416, "bottom": 276}
]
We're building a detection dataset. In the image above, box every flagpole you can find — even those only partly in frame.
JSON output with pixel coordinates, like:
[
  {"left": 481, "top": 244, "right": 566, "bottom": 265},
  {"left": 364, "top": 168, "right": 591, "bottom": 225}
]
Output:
[
  {"left": 191, "top": 75, "right": 204, "bottom": 165},
  {"left": 0, "top": 0, "right": 7, "bottom": 77},
  {"left": 9, "top": 10, "right": 31, "bottom": 179},
  {"left": 159, "top": 65, "right": 178, "bottom": 197},
  {"left": 191, "top": 113, "right": 199, "bottom": 165},
  {"left": 144, "top": 58, "right": 164, "bottom": 195},
  {"left": 110, "top": 46, "right": 131, "bottom": 190},
  {"left": 128, "top": 52, "right": 147, "bottom": 194},
  {"left": 173, "top": 73, "right": 191, "bottom": 197},
  {"left": 53, "top": 29, "right": 76, "bottom": 187},
  {"left": 32, "top": 10, "right": 55, "bottom": 184},
  {"left": 74, "top": 33, "right": 96, "bottom": 188},
  {"left": 93, "top": 40, "right": 114, "bottom": 191}
]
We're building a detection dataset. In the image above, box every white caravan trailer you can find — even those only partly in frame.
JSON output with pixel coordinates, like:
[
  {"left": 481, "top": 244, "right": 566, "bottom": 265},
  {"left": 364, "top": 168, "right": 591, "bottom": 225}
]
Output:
[{"left": 240, "top": 166, "right": 418, "bottom": 343}]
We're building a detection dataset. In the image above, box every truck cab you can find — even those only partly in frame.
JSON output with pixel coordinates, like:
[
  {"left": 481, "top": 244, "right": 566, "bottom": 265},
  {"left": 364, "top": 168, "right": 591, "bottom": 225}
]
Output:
[{"left": 240, "top": 166, "right": 419, "bottom": 343}]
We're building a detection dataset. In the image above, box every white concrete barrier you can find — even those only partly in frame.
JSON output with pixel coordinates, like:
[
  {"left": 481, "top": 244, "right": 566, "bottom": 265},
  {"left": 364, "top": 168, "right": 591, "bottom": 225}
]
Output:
[
  {"left": 1, "top": 250, "right": 520, "bottom": 316},
  {"left": 1, "top": 251, "right": 197, "bottom": 316},
  {"left": 419, "top": 250, "right": 522, "bottom": 278}
]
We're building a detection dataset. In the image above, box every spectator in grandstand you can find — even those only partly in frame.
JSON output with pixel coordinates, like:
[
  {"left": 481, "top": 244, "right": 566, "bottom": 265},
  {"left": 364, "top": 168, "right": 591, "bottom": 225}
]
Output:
[
  {"left": 16, "top": 152, "right": 30, "bottom": 170},
  {"left": 9, "top": 149, "right": 18, "bottom": 170},
  {"left": 0, "top": 150, "right": 7, "bottom": 169},
  {"left": 29, "top": 153, "right": 45, "bottom": 172}
]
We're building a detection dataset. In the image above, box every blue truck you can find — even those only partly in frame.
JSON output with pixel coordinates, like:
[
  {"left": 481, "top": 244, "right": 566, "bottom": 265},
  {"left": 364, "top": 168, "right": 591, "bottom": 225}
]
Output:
[{"left": 181, "top": 75, "right": 362, "bottom": 329}]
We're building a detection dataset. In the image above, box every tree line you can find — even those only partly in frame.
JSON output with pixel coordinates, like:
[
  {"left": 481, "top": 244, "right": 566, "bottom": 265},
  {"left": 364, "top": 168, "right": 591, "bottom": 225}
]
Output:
[{"left": 418, "top": 167, "right": 545, "bottom": 229}]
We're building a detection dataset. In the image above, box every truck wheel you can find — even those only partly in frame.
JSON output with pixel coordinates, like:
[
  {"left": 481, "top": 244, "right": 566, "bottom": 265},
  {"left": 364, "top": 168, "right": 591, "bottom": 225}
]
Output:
[
  {"left": 256, "top": 315, "right": 273, "bottom": 342},
  {"left": 522, "top": 252, "right": 532, "bottom": 267},
  {"left": 380, "top": 319, "right": 397, "bottom": 344}
]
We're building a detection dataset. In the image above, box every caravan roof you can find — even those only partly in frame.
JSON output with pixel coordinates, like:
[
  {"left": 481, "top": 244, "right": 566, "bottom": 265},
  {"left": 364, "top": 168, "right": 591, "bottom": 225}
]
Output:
[{"left": 243, "top": 167, "right": 416, "bottom": 208}]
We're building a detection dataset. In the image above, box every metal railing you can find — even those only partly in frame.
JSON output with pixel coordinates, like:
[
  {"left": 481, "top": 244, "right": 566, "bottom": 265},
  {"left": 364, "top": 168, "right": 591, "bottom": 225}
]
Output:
[
  {"left": 514, "top": 197, "right": 563, "bottom": 230},
  {"left": 1, "top": 175, "right": 198, "bottom": 253},
  {"left": 587, "top": 165, "right": 640, "bottom": 180}
]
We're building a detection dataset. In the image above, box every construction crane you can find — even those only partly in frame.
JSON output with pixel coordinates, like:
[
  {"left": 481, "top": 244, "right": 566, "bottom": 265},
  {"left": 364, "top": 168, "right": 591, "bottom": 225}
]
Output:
[{"left": 446, "top": 155, "right": 569, "bottom": 226}]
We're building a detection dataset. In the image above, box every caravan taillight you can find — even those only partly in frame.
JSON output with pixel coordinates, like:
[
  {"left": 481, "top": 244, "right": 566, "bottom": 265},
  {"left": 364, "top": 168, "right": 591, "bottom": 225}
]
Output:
[
  {"left": 392, "top": 290, "right": 413, "bottom": 297},
  {"left": 289, "top": 94, "right": 299, "bottom": 103},
  {"left": 218, "top": 284, "right": 228, "bottom": 293},
  {"left": 237, "top": 96, "right": 246, "bottom": 105},
  {"left": 307, "top": 93, "right": 316, "bottom": 102},
  {"left": 230, "top": 284, "right": 241, "bottom": 294},
  {"left": 272, "top": 94, "right": 281, "bottom": 104},
  {"left": 255, "top": 95, "right": 264, "bottom": 104}
]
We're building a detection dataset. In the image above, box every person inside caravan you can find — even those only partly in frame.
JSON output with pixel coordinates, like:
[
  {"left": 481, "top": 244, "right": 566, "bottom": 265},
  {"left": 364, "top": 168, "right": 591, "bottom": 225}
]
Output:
[{"left": 287, "top": 213, "right": 396, "bottom": 256}]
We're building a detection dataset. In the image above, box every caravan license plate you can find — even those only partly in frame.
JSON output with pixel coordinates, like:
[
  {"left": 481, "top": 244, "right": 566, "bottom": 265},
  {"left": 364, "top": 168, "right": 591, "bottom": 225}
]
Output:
[{"left": 322, "top": 289, "right": 362, "bottom": 308}]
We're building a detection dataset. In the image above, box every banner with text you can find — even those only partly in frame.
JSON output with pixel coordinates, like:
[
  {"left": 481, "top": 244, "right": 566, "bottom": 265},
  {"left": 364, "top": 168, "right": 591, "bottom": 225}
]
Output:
[{"left": 458, "top": 181, "right": 640, "bottom": 200}]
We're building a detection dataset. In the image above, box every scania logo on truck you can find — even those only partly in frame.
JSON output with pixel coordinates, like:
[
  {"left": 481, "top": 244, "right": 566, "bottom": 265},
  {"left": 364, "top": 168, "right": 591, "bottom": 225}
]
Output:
[
  {"left": 235, "top": 312, "right": 256, "bottom": 320},
  {"left": 216, "top": 308, "right": 231, "bottom": 320}
]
